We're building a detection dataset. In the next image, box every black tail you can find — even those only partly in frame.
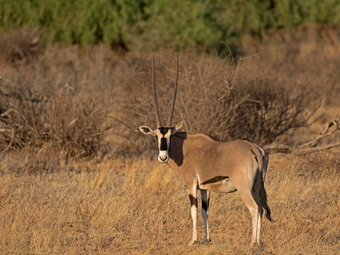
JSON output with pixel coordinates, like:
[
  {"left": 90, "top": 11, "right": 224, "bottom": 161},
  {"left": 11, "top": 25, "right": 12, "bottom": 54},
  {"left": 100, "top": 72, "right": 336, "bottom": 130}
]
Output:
[{"left": 259, "top": 178, "right": 274, "bottom": 222}]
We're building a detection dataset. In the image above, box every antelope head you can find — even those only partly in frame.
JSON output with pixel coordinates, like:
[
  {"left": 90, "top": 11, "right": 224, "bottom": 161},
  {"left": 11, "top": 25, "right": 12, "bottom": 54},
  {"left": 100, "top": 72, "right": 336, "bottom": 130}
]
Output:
[{"left": 138, "top": 54, "right": 184, "bottom": 163}]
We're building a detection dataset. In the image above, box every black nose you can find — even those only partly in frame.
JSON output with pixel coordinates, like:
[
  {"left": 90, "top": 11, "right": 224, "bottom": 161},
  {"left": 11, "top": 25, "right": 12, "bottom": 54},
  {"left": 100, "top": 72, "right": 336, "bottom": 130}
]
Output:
[{"left": 158, "top": 154, "right": 169, "bottom": 162}]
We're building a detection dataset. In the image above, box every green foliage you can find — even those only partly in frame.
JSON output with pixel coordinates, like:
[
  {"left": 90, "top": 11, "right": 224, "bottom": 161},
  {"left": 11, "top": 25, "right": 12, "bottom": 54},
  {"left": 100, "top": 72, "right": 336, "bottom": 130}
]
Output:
[
  {"left": 0, "top": 0, "right": 144, "bottom": 45},
  {"left": 130, "top": 0, "right": 221, "bottom": 50},
  {"left": 1, "top": 0, "right": 340, "bottom": 50},
  {"left": 211, "top": 0, "right": 274, "bottom": 34},
  {"left": 274, "top": 0, "right": 340, "bottom": 28}
]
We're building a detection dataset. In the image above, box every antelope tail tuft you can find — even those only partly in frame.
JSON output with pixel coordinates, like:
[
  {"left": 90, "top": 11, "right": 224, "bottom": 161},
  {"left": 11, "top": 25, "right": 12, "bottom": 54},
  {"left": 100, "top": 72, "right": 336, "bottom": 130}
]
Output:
[{"left": 259, "top": 179, "right": 274, "bottom": 222}]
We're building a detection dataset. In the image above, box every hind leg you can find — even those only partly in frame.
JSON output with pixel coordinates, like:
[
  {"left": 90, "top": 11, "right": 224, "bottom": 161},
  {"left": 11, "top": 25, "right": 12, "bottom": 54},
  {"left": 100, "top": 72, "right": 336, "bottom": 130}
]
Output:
[
  {"left": 238, "top": 187, "right": 262, "bottom": 246},
  {"left": 251, "top": 178, "right": 264, "bottom": 246}
]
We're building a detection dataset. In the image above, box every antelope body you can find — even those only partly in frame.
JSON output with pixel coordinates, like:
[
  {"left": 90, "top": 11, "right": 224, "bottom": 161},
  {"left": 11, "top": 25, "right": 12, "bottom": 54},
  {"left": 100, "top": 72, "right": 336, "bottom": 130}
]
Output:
[{"left": 138, "top": 55, "right": 273, "bottom": 246}]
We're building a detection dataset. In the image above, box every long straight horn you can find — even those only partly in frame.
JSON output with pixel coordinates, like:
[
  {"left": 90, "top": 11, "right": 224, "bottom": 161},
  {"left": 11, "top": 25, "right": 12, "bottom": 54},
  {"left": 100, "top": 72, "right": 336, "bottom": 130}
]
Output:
[
  {"left": 166, "top": 54, "right": 179, "bottom": 127},
  {"left": 152, "top": 54, "right": 162, "bottom": 127}
]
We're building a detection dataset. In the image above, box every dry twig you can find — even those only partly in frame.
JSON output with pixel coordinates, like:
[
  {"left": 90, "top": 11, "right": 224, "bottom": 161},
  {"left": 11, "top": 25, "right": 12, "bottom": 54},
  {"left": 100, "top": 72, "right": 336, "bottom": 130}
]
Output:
[{"left": 264, "top": 116, "right": 340, "bottom": 154}]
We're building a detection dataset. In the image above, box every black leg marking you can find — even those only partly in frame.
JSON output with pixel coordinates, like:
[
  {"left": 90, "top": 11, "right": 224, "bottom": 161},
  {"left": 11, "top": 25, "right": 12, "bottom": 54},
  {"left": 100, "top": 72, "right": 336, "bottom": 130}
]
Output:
[
  {"left": 189, "top": 194, "right": 198, "bottom": 207},
  {"left": 202, "top": 199, "right": 208, "bottom": 211},
  {"left": 201, "top": 190, "right": 211, "bottom": 245}
]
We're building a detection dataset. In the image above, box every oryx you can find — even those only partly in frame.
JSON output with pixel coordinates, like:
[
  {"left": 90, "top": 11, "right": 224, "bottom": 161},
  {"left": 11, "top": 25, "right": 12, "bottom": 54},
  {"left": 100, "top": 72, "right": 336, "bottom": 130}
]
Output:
[{"left": 138, "top": 54, "right": 273, "bottom": 246}]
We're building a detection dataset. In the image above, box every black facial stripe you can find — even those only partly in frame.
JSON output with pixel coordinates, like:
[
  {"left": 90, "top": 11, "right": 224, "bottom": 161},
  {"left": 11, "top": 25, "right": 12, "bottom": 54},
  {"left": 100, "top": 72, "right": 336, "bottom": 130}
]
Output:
[
  {"left": 160, "top": 137, "right": 167, "bottom": 150},
  {"left": 158, "top": 127, "right": 170, "bottom": 135}
]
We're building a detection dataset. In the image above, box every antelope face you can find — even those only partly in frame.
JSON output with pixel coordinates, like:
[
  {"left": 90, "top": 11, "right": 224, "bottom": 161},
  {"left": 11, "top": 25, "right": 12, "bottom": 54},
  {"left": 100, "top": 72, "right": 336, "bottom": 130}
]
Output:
[
  {"left": 138, "top": 120, "right": 184, "bottom": 163},
  {"left": 138, "top": 54, "right": 182, "bottom": 163},
  {"left": 156, "top": 127, "right": 172, "bottom": 162}
]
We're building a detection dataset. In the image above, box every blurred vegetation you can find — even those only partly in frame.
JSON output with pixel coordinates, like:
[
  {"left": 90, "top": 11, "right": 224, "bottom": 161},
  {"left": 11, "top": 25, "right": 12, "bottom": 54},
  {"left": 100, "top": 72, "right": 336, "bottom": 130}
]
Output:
[
  {"left": 1, "top": 0, "right": 340, "bottom": 52},
  {"left": 1, "top": 43, "right": 335, "bottom": 157},
  {"left": 1, "top": 1, "right": 340, "bottom": 158}
]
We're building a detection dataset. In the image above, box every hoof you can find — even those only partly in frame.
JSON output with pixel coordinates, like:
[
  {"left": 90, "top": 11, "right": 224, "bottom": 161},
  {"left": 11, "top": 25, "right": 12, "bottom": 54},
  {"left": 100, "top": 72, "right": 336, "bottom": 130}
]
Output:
[
  {"left": 189, "top": 240, "right": 200, "bottom": 246},
  {"left": 202, "top": 238, "right": 211, "bottom": 245},
  {"left": 251, "top": 241, "right": 262, "bottom": 248}
]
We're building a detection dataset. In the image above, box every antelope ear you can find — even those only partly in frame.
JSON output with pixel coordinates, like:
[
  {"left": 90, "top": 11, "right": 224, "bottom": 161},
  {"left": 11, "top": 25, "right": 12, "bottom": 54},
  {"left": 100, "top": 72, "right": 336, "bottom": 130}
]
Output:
[
  {"left": 138, "top": 126, "right": 156, "bottom": 136},
  {"left": 172, "top": 120, "right": 184, "bottom": 134}
]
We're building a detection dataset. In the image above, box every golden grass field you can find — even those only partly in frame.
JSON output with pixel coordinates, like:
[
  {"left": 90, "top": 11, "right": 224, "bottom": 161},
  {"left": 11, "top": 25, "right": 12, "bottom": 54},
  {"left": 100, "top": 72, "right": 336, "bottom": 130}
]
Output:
[
  {"left": 1, "top": 30, "right": 340, "bottom": 254},
  {"left": 0, "top": 150, "right": 339, "bottom": 254}
]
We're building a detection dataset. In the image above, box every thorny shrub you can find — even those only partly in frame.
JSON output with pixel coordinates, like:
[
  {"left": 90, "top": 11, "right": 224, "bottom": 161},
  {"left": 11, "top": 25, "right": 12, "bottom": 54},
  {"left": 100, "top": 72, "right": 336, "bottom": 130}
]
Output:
[
  {"left": 0, "top": 34, "right": 120, "bottom": 158},
  {"left": 129, "top": 51, "right": 320, "bottom": 151},
  {"left": 0, "top": 37, "right": 333, "bottom": 158},
  {"left": 0, "top": 86, "right": 113, "bottom": 158}
]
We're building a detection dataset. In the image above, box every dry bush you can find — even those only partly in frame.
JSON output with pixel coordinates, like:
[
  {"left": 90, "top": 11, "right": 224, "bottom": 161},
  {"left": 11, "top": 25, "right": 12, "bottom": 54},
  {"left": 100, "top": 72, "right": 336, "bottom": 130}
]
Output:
[
  {"left": 0, "top": 87, "right": 111, "bottom": 157},
  {"left": 0, "top": 47, "right": 323, "bottom": 158},
  {"left": 127, "top": 50, "right": 320, "bottom": 151},
  {"left": 243, "top": 25, "right": 340, "bottom": 107},
  {"left": 2, "top": 33, "right": 340, "bottom": 158},
  {"left": 0, "top": 44, "right": 122, "bottom": 158},
  {"left": 0, "top": 29, "right": 41, "bottom": 64}
]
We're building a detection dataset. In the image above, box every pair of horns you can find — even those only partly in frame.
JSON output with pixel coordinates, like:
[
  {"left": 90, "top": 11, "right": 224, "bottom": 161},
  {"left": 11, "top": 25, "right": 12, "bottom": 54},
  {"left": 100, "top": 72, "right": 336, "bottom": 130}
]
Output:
[{"left": 152, "top": 54, "right": 179, "bottom": 128}]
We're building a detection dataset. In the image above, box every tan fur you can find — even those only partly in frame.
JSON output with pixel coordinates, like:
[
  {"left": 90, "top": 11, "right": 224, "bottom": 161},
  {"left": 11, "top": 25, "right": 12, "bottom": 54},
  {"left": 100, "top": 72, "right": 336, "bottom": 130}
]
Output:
[
  {"left": 167, "top": 132, "right": 272, "bottom": 246},
  {"left": 169, "top": 134, "right": 259, "bottom": 191}
]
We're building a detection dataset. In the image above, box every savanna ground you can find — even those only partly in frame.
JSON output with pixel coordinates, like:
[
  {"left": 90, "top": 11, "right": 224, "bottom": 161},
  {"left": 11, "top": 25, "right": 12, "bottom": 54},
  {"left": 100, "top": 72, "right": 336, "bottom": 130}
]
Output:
[{"left": 1, "top": 29, "right": 340, "bottom": 254}]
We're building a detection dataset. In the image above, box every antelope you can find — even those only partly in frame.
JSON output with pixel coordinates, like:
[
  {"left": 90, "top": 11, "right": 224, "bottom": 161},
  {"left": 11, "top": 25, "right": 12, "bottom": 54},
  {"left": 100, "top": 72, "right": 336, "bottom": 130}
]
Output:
[{"left": 138, "top": 54, "right": 273, "bottom": 246}]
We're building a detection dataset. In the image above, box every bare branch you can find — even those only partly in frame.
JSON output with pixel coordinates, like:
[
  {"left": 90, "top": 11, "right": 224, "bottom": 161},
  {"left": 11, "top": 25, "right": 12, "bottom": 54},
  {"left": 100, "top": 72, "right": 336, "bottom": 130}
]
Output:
[
  {"left": 295, "top": 142, "right": 340, "bottom": 155},
  {"left": 265, "top": 116, "right": 340, "bottom": 154},
  {"left": 299, "top": 115, "right": 339, "bottom": 148}
]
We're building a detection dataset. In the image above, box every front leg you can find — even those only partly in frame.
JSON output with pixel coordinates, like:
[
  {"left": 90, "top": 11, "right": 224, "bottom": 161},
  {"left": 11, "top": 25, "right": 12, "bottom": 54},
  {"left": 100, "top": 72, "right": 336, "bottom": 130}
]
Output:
[
  {"left": 187, "top": 182, "right": 198, "bottom": 246},
  {"left": 200, "top": 189, "right": 211, "bottom": 244}
]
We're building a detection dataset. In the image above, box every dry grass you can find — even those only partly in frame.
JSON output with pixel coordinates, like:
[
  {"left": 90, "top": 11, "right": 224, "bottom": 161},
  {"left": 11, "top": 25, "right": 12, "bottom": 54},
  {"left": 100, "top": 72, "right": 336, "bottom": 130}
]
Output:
[
  {"left": 1, "top": 30, "right": 340, "bottom": 254},
  {"left": 0, "top": 150, "right": 339, "bottom": 254}
]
